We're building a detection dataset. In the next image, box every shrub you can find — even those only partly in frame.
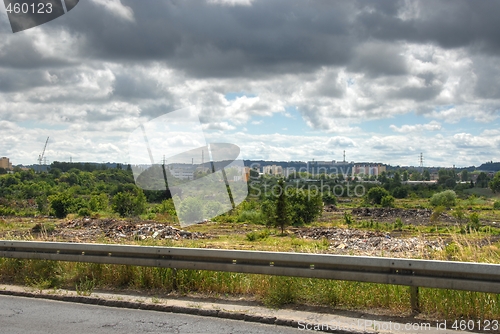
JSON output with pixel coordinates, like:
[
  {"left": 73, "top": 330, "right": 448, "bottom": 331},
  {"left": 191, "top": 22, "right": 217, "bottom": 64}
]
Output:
[
  {"left": 111, "top": 189, "right": 147, "bottom": 217},
  {"left": 154, "top": 199, "right": 177, "bottom": 217},
  {"left": 366, "top": 187, "right": 390, "bottom": 205},
  {"left": 466, "top": 212, "right": 481, "bottom": 231},
  {"left": 238, "top": 210, "right": 263, "bottom": 224},
  {"left": 49, "top": 192, "right": 74, "bottom": 218},
  {"left": 177, "top": 196, "right": 204, "bottom": 223},
  {"left": 343, "top": 212, "right": 354, "bottom": 226},
  {"left": 322, "top": 193, "right": 337, "bottom": 205},
  {"left": 391, "top": 187, "right": 408, "bottom": 199},
  {"left": 89, "top": 194, "right": 108, "bottom": 212},
  {"left": 77, "top": 207, "right": 92, "bottom": 217},
  {"left": 246, "top": 229, "right": 270, "bottom": 241},
  {"left": 493, "top": 201, "right": 500, "bottom": 210},
  {"left": 381, "top": 195, "right": 395, "bottom": 208},
  {"left": 429, "top": 190, "right": 457, "bottom": 207},
  {"left": 287, "top": 186, "right": 322, "bottom": 226}
]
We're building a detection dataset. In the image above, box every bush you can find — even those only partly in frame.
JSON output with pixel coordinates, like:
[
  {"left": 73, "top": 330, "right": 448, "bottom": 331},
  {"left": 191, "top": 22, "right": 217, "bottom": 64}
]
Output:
[
  {"left": 154, "top": 199, "right": 177, "bottom": 217},
  {"left": 77, "top": 207, "right": 92, "bottom": 217},
  {"left": 381, "top": 195, "right": 395, "bottom": 208},
  {"left": 177, "top": 196, "right": 204, "bottom": 223},
  {"left": 466, "top": 212, "right": 481, "bottom": 231},
  {"left": 287, "top": 186, "right": 322, "bottom": 226},
  {"left": 493, "top": 201, "right": 500, "bottom": 210},
  {"left": 322, "top": 193, "right": 337, "bottom": 205},
  {"left": 391, "top": 187, "right": 408, "bottom": 199},
  {"left": 111, "top": 189, "right": 147, "bottom": 217},
  {"left": 89, "top": 194, "right": 108, "bottom": 212},
  {"left": 246, "top": 229, "right": 270, "bottom": 241},
  {"left": 49, "top": 192, "right": 74, "bottom": 218},
  {"left": 429, "top": 190, "right": 457, "bottom": 207},
  {"left": 238, "top": 210, "right": 263, "bottom": 224},
  {"left": 366, "top": 187, "right": 390, "bottom": 205}
]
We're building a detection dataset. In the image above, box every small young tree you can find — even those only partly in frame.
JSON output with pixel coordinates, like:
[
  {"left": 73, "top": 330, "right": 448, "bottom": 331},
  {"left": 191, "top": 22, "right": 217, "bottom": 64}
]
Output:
[{"left": 274, "top": 179, "right": 292, "bottom": 234}]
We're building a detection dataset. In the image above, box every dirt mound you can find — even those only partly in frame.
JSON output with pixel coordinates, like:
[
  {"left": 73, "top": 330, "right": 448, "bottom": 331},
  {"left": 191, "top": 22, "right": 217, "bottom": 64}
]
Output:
[{"left": 52, "top": 218, "right": 209, "bottom": 241}]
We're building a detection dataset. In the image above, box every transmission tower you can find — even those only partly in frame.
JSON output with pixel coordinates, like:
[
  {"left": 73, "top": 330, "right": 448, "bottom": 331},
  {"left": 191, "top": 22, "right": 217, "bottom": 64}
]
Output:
[{"left": 419, "top": 152, "right": 424, "bottom": 173}]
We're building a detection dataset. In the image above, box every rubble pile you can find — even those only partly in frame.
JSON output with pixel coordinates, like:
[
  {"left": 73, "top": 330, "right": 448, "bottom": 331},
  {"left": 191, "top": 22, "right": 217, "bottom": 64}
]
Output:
[
  {"left": 350, "top": 207, "right": 455, "bottom": 224},
  {"left": 295, "top": 227, "right": 445, "bottom": 254},
  {"left": 54, "top": 218, "right": 208, "bottom": 241}
]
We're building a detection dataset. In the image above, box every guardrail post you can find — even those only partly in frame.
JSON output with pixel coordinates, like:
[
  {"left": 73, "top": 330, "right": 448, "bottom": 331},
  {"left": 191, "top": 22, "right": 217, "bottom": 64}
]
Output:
[{"left": 410, "top": 286, "right": 419, "bottom": 313}]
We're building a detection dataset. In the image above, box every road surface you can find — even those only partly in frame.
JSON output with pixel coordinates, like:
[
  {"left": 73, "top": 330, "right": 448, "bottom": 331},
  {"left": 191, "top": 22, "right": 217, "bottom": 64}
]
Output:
[{"left": 0, "top": 295, "right": 301, "bottom": 334}]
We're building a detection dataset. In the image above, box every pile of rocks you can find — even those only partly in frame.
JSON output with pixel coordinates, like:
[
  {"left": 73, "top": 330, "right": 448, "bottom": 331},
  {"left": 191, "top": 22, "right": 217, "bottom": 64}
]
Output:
[
  {"left": 295, "top": 227, "right": 445, "bottom": 255},
  {"left": 352, "top": 207, "right": 432, "bottom": 219},
  {"left": 53, "top": 218, "right": 208, "bottom": 241}
]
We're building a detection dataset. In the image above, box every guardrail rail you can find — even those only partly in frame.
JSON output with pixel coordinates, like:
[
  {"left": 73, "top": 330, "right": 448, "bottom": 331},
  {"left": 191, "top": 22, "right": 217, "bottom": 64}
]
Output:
[{"left": 1, "top": 240, "right": 499, "bottom": 312}]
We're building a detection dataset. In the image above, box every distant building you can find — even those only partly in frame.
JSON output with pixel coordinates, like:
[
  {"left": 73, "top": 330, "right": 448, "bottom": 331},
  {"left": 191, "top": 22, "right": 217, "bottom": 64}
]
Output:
[
  {"left": 0, "top": 157, "right": 13, "bottom": 170},
  {"left": 169, "top": 167, "right": 194, "bottom": 180},
  {"left": 263, "top": 165, "right": 283, "bottom": 176},
  {"left": 352, "top": 164, "right": 386, "bottom": 176}
]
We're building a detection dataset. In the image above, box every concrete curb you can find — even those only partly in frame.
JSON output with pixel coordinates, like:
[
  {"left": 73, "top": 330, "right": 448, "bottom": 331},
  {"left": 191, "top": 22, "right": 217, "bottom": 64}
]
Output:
[
  {"left": 0, "top": 285, "right": 465, "bottom": 334},
  {"left": 0, "top": 288, "right": 371, "bottom": 334}
]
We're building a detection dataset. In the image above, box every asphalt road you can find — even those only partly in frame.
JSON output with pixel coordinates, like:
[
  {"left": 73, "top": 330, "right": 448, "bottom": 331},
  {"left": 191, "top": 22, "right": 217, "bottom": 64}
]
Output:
[{"left": 0, "top": 295, "right": 302, "bottom": 334}]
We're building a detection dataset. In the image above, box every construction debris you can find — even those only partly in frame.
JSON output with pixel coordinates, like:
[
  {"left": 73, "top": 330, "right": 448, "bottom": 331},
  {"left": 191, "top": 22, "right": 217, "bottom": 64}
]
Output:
[
  {"left": 52, "top": 218, "right": 209, "bottom": 241},
  {"left": 294, "top": 227, "right": 445, "bottom": 256}
]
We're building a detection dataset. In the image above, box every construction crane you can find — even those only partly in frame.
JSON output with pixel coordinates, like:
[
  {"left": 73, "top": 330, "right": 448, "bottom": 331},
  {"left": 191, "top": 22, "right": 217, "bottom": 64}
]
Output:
[{"left": 38, "top": 137, "right": 49, "bottom": 171}]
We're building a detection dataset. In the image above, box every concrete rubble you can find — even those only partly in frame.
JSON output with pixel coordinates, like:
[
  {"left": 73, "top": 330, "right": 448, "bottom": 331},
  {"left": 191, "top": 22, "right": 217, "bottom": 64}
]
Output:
[
  {"left": 52, "top": 218, "right": 209, "bottom": 241},
  {"left": 295, "top": 228, "right": 445, "bottom": 256}
]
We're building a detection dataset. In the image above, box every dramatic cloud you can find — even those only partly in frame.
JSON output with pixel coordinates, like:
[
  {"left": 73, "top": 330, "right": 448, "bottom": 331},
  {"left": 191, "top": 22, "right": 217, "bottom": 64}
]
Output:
[{"left": 0, "top": 0, "right": 499, "bottom": 167}]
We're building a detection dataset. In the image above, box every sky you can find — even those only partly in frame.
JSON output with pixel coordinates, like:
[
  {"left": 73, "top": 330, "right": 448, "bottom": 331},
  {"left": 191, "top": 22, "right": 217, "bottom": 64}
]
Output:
[{"left": 1, "top": 0, "right": 500, "bottom": 168}]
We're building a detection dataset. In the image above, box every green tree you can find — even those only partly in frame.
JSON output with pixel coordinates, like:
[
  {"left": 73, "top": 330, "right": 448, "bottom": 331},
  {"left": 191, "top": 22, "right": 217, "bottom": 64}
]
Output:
[
  {"left": 287, "top": 186, "right": 323, "bottom": 226},
  {"left": 489, "top": 172, "right": 500, "bottom": 193},
  {"left": 89, "top": 193, "right": 109, "bottom": 212},
  {"left": 402, "top": 171, "right": 409, "bottom": 182},
  {"left": 392, "top": 186, "right": 408, "bottom": 199},
  {"left": 423, "top": 170, "right": 431, "bottom": 181},
  {"left": 177, "top": 197, "right": 204, "bottom": 223},
  {"left": 392, "top": 172, "right": 401, "bottom": 188},
  {"left": 461, "top": 170, "right": 469, "bottom": 182},
  {"left": 274, "top": 179, "right": 291, "bottom": 234},
  {"left": 476, "top": 172, "right": 489, "bottom": 188},
  {"left": 366, "top": 187, "right": 390, "bottom": 205},
  {"left": 111, "top": 188, "right": 147, "bottom": 217},
  {"left": 49, "top": 192, "right": 74, "bottom": 218}
]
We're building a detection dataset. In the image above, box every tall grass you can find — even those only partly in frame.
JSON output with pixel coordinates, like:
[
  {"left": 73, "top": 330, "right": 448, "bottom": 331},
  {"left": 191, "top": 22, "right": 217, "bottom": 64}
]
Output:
[{"left": 1, "top": 256, "right": 499, "bottom": 319}]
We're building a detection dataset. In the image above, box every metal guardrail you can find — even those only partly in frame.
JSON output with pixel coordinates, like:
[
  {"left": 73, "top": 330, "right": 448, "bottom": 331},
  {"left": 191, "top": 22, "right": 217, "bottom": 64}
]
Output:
[{"left": 1, "top": 240, "right": 500, "bottom": 311}]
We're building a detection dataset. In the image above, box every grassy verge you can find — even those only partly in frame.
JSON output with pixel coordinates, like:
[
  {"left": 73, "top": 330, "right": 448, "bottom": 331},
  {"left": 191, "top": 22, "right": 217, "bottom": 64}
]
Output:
[
  {"left": 1, "top": 229, "right": 499, "bottom": 321},
  {"left": 1, "top": 259, "right": 499, "bottom": 320}
]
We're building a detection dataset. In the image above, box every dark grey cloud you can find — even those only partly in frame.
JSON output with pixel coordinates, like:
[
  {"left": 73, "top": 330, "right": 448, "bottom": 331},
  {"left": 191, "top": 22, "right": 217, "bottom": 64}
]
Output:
[
  {"left": 0, "top": 68, "right": 52, "bottom": 92},
  {"left": 347, "top": 42, "right": 408, "bottom": 78},
  {"left": 3, "top": 0, "right": 500, "bottom": 81}
]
